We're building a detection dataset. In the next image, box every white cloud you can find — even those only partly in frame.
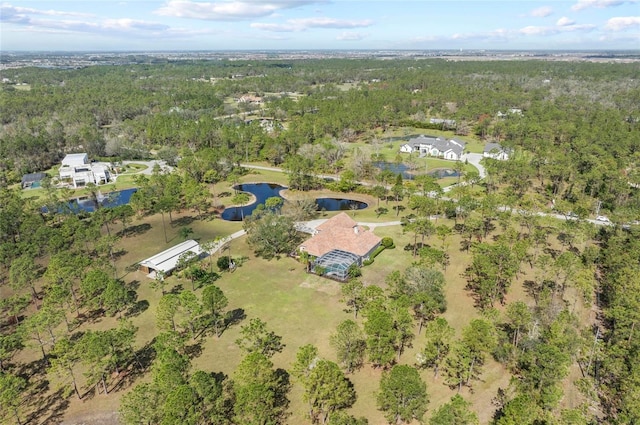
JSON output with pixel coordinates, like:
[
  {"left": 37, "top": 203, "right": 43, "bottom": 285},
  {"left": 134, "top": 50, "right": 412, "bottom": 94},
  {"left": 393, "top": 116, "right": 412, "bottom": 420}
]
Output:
[
  {"left": 251, "top": 17, "right": 373, "bottom": 32},
  {"left": 22, "top": 17, "right": 174, "bottom": 36},
  {"left": 250, "top": 22, "right": 293, "bottom": 32},
  {"left": 154, "top": 0, "right": 323, "bottom": 21},
  {"left": 449, "top": 28, "right": 512, "bottom": 42},
  {"left": 571, "top": 0, "right": 630, "bottom": 11},
  {"left": 556, "top": 17, "right": 575, "bottom": 26},
  {"left": 520, "top": 22, "right": 596, "bottom": 36},
  {"left": 0, "top": 4, "right": 94, "bottom": 18},
  {"left": 102, "top": 19, "right": 170, "bottom": 32},
  {"left": 604, "top": 16, "right": 640, "bottom": 30},
  {"left": 336, "top": 32, "right": 367, "bottom": 41},
  {"left": 530, "top": 6, "right": 553, "bottom": 17},
  {"left": 520, "top": 25, "right": 556, "bottom": 36},
  {"left": 0, "top": 2, "right": 215, "bottom": 39}
]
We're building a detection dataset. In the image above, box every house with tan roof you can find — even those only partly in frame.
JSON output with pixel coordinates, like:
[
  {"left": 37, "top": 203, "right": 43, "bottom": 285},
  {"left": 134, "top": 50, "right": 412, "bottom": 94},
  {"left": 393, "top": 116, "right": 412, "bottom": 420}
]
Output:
[
  {"left": 299, "top": 212, "right": 382, "bottom": 281},
  {"left": 299, "top": 212, "right": 382, "bottom": 260}
]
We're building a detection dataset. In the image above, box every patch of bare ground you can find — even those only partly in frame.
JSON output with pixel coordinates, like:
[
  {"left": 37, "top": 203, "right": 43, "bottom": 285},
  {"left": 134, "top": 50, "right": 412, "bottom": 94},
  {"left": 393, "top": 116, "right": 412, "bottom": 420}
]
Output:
[{"left": 61, "top": 411, "right": 120, "bottom": 425}]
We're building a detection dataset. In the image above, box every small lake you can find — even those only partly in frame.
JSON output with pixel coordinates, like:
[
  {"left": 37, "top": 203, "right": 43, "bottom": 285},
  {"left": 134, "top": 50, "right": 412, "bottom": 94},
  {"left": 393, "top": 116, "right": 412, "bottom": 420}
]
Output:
[
  {"left": 381, "top": 134, "right": 426, "bottom": 143},
  {"left": 44, "top": 188, "right": 138, "bottom": 214},
  {"left": 316, "top": 198, "right": 368, "bottom": 212},
  {"left": 221, "top": 183, "right": 285, "bottom": 221},
  {"left": 221, "top": 183, "right": 368, "bottom": 221},
  {"left": 373, "top": 161, "right": 413, "bottom": 179},
  {"left": 373, "top": 161, "right": 459, "bottom": 179}
]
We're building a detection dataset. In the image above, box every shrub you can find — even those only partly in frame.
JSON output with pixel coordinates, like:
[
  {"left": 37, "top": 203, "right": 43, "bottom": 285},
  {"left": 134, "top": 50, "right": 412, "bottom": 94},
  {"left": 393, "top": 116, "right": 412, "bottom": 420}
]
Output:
[
  {"left": 381, "top": 237, "right": 395, "bottom": 249},
  {"left": 217, "top": 256, "right": 230, "bottom": 271},
  {"left": 347, "top": 264, "right": 362, "bottom": 279},
  {"left": 363, "top": 258, "right": 374, "bottom": 266},
  {"left": 370, "top": 245, "right": 385, "bottom": 259}
]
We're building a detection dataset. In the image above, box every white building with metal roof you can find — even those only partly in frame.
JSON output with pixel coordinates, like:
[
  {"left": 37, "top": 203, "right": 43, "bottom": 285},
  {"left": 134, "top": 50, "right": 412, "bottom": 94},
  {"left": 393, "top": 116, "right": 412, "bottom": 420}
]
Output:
[{"left": 138, "top": 239, "right": 203, "bottom": 277}]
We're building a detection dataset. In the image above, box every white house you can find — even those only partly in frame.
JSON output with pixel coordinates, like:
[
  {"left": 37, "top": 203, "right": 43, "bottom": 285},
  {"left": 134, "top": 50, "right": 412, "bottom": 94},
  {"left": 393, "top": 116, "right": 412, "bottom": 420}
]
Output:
[
  {"left": 59, "top": 153, "right": 111, "bottom": 188},
  {"left": 483, "top": 143, "right": 511, "bottom": 161},
  {"left": 402, "top": 135, "right": 466, "bottom": 161},
  {"left": 399, "top": 143, "right": 414, "bottom": 153}
]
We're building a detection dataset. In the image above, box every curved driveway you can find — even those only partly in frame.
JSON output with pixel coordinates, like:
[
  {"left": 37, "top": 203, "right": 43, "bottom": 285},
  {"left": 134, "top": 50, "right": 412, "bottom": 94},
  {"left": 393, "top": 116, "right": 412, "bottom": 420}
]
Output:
[
  {"left": 463, "top": 153, "right": 487, "bottom": 179},
  {"left": 122, "top": 160, "right": 173, "bottom": 175}
]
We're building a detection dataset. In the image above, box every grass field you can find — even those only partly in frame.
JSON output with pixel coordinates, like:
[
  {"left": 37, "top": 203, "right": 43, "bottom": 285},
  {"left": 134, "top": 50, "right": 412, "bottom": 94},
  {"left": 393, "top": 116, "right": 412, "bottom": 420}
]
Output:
[
  {"left": 7, "top": 157, "right": 592, "bottom": 425},
  {"left": 98, "top": 208, "right": 515, "bottom": 425},
  {"left": 8, "top": 196, "right": 591, "bottom": 425},
  {"left": 32, "top": 199, "right": 511, "bottom": 424}
]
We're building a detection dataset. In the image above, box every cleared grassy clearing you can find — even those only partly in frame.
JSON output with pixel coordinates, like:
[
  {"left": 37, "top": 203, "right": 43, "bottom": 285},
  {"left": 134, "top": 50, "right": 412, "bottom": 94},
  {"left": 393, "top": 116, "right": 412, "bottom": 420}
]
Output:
[{"left": 8, "top": 165, "right": 593, "bottom": 424}]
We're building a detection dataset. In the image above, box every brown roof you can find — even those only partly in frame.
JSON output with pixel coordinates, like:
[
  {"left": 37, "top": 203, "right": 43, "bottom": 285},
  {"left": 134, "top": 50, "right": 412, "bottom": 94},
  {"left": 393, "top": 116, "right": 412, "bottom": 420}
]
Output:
[{"left": 299, "top": 212, "right": 382, "bottom": 258}]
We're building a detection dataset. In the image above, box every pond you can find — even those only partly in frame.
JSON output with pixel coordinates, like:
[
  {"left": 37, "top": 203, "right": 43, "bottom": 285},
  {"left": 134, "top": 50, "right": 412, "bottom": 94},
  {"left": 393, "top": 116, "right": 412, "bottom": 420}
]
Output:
[
  {"left": 221, "top": 183, "right": 369, "bottom": 221},
  {"left": 316, "top": 198, "right": 368, "bottom": 212},
  {"left": 373, "top": 161, "right": 413, "bottom": 179},
  {"left": 381, "top": 134, "right": 426, "bottom": 143},
  {"left": 44, "top": 188, "right": 138, "bottom": 213},
  {"left": 373, "top": 161, "right": 460, "bottom": 179},
  {"left": 221, "top": 183, "right": 285, "bottom": 221}
]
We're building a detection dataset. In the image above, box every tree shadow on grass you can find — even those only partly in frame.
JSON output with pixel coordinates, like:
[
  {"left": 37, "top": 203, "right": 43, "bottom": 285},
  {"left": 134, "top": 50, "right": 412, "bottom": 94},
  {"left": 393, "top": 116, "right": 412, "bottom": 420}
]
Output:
[
  {"left": 109, "top": 339, "right": 157, "bottom": 394},
  {"left": 404, "top": 242, "right": 429, "bottom": 252},
  {"left": 14, "top": 361, "right": 70, "bottom": 425},
  {"left": 172, "top": 216, "right": 195, "bottom": 227},
  {"left": 26, "top": 387, "right": 69, "bottom": 425},
  {"left": 113, "top": 248, "right": 128, "bottom": 260},
  {"left": 168, "top": 284, "right": 184, "bottom": 295},
  {"left": 117, "top": 223, "right": 151, "bottom": 238},
  {"left": 127, "top": 280, "right": 141, "bottom": 291},
  {"left": 459, "top": 239, "right": 472, "bottom": 252},
  {"left": 126, "top": 299, "right": 149, "bottom": 318},
  {"left": 134, "top": 340, "right": 157, "bottom": 373},
  {"left": 223, "top": 308, "right": 246, "bottom": 334},
  {"left": 15, "top": 357, "right": 49, "bottom": 380},
  {"left": 543, "top": 246, "right": 561, "bottom": 259},
  {"left": 72, "top": 308, "right": 105, "bottom": 329},
  {"left": 185, "top": 341, "right": 203, "bottom": 360}
]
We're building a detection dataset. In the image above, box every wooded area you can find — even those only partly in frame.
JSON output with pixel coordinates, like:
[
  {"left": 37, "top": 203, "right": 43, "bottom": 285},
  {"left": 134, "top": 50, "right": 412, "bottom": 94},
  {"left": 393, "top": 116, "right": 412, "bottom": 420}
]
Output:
[{"left": 0, "top": 57, "right": 639, "bottom": 424}]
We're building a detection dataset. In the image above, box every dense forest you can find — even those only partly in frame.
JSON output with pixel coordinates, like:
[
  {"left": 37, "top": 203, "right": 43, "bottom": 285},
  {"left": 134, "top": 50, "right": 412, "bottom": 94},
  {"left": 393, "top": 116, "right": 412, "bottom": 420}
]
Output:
[{"left": 1, "top": 57, "right": 639, "bottom": 424}]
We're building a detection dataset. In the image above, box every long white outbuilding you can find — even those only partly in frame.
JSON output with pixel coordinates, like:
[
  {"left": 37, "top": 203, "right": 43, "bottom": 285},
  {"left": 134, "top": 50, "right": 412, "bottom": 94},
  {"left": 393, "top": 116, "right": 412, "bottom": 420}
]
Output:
[{"left": 138, "top": 239, "right": 202, "bottom": 277}]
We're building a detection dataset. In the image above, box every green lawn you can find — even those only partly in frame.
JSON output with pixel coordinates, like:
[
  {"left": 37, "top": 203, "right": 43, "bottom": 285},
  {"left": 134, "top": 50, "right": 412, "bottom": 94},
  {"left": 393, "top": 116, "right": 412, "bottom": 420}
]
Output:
[
  {"left": 13, "top": 164, "right": 588, "bottom": 424},
  {"left": 111, "top": 205, "right": 514, "bottom": 424}
]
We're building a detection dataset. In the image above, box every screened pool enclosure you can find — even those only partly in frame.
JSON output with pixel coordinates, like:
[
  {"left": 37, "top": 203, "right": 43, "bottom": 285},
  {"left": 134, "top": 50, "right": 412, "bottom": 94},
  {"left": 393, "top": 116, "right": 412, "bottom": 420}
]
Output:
[{"left": 311, "top": 249, "right": 361, "bottom": 281}]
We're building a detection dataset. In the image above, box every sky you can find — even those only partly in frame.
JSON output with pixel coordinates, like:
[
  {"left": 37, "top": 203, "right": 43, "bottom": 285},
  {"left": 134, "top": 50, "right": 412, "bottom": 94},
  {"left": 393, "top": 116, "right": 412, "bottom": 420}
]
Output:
[{"left": 1, "top": 0, "right": 639, "bottom": 51}]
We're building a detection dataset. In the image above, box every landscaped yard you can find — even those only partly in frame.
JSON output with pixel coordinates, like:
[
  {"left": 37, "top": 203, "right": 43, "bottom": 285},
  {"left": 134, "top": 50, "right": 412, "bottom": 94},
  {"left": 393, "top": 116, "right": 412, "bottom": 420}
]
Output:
[
  {"left": 6, "top": 154, "right": 588, "bottom": 425},
  {"left": 7, "top": 169, "right": 593, "bottom": 425},
  {"left": 84, "top": 204, "right": 514, "bottom": 424}
]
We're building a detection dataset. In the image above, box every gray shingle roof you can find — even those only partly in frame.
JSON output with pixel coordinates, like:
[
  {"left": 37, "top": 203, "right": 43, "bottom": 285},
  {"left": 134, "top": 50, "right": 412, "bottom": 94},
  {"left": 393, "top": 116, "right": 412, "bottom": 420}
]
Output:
[{"left": 409, "top": 135, "right": 466, "bottom": 156}]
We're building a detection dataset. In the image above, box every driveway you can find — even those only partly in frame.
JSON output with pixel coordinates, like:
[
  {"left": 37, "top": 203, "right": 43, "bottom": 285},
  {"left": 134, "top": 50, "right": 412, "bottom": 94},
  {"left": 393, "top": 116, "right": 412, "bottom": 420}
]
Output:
[
  {"left": 122, "top": 160, "right": 173, "bottom": 175},
  {"left": 462, "top": 153, "right": 486, "bottom": 179}
]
